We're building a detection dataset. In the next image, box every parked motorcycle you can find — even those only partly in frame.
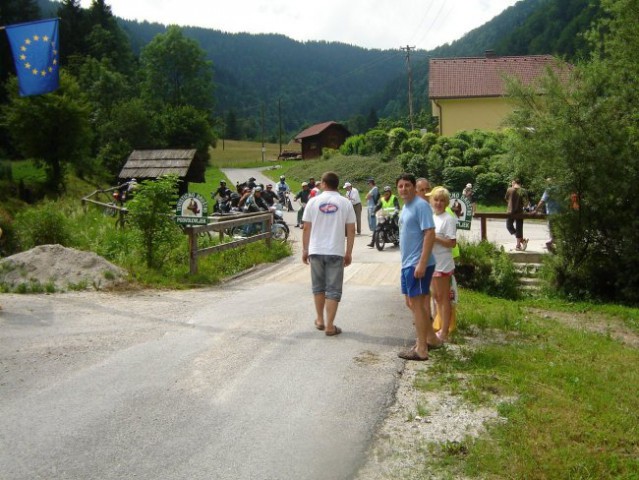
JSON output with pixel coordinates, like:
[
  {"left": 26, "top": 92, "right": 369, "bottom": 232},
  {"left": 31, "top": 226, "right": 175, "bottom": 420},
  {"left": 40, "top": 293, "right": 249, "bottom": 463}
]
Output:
[
  {"left": 229, "top": 204, "right": 289, "bottom": 241},
  {"left": 373, "top": 211, "right": 400, "bottom": 251}
]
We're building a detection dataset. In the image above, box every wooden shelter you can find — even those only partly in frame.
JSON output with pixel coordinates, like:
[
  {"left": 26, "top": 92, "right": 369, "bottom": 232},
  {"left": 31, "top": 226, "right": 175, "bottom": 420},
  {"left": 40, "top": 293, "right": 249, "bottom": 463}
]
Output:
[
  {"left": 118, "top": 149, "right": 205, "bottom": 195},
  {"left": 294, "top": 121, "right": 351, "bottom": 159}
]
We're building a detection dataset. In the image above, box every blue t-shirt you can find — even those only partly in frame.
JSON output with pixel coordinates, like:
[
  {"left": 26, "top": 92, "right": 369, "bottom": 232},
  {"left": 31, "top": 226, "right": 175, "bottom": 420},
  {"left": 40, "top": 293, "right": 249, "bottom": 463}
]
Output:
[{"left": 399, "top": 197, "right": 436, "bottom": 269}]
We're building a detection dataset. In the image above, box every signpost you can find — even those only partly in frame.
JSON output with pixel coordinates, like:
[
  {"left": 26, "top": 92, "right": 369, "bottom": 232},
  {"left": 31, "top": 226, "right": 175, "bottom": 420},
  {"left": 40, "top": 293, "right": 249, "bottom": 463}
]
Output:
[
  {"left": 449, "top": 192, "right": 472, "bottom": 230},
  {"left": 176, "top": 193, "right": 208, "bottom": 226}
]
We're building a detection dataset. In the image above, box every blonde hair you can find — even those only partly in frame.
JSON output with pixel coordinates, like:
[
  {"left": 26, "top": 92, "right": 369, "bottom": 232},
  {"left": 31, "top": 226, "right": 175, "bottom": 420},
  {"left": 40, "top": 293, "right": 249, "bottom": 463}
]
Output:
[{"left": 430, "top": 186, "right": 450, "bottom": 205}]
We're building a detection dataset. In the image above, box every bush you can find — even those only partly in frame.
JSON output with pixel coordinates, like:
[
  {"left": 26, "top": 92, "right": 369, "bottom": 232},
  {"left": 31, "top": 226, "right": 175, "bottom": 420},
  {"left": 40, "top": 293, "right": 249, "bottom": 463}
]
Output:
[
  {"left": 475, "top": 172, "right": 506, "bottom": 202},
  {"left": 442, "top": 166, "right": 474, "bottom": 192},
  {"left": 455, "top": 240, "right": 520, "bottom": 299},
  {"left": 364, "top": 129, "right": 389, "bottom": 154},
  {"left": 340, "top": 134, "right": 366, "bottom": 156},
  {"left": 13, "top": 201, "right": 71, "bottom": 250}
]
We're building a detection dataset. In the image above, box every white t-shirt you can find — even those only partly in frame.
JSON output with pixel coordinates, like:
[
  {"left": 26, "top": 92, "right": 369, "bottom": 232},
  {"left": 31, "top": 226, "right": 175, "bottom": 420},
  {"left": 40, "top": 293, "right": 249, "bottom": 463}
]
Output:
[
  {"left": 303, "top": 191, "right": 356, "bottom": 257},
  {"left": 433, "top": 211, "right": 457, "bottom": 273}
]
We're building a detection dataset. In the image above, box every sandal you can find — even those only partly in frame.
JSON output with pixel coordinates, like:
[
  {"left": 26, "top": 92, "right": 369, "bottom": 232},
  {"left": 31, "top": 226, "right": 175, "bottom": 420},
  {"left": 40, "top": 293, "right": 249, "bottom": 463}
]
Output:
[
  {"left": 314, "top": 321, "right": 325, "bottom": 331},
  {"left": 325, "top": 326, "right": 342, "bottom": 336},
  {"left": 398, "top": 348, "right": 428, "bottom": 361}
]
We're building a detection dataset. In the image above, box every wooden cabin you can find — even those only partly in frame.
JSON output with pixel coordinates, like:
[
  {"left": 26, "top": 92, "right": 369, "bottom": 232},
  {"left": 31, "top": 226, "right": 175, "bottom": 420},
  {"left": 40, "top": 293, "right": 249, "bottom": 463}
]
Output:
[{"left": 294, "top": 121, "right": 351, "bottom": 159}]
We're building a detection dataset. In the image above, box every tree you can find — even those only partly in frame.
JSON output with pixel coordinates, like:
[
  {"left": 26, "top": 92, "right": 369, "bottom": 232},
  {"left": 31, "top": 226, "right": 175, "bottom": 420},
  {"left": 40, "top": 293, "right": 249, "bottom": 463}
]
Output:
[
  {"left": 1, "top": 72, "right": 93, "bottom": 192},
  {"left": 126, "top": 175, "right": 182, "bottom": 268},
  {"left": 506, "top": 0, "right": 639, "bottom": 304},
  {"left": 140, "top": 26, "right": 215, "bottom": 112}
]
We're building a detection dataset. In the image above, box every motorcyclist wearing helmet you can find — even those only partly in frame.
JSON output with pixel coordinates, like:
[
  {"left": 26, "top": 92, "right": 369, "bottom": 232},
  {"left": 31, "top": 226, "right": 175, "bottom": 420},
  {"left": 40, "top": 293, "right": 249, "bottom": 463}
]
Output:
[
  {"left": 277, "top": 175, "right": 291, "bottom": 207},
  {"left": 247, "top": 177, "right": 257, "bottom": 190},
  {"left": 375, "top": 186, "right": 400, "bottom": 216},
  {"left": 214, "top": 180, "right": 232, "bottom": 201},
  {"left": 262, "top": 183, "right": 277, "bottom": 206}
]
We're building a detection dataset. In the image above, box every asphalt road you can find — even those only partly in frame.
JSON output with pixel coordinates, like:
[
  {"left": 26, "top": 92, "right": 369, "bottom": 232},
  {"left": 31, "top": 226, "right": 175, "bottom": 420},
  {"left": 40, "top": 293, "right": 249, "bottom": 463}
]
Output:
[
  {"left": 0, "top": 168, "right": 551, "bottom": 479},
  {"left": 0, "top": 177, "right": 411, "bottom": 480}
]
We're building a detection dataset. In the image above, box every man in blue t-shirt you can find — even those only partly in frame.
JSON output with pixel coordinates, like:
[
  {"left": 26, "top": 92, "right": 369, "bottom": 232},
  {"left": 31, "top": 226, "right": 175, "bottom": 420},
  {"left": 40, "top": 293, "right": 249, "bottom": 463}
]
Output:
[{"left": 397, "top": 173, "right": 442, "bottom": 361}]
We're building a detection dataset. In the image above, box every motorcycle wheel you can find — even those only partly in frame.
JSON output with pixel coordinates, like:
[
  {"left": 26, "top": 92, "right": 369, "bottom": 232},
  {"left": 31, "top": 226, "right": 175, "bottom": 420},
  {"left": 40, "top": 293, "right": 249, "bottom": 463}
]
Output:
[
  {"left": 375, "top": 230, "right": 386, "bottom": 251},
  {"left": 271, "top": 223, "right": 289, "bottom": 241}
]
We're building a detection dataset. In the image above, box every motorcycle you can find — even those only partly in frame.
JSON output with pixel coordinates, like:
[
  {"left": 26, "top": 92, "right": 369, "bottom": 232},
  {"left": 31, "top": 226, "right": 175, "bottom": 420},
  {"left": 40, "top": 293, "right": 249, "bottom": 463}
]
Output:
[
  {"left": 229, "top": 204, "right": 289, "bottom": 241},
  {"left": 278, "top": 191, "right": 295, "bottom": 212},
  {"left": 373, "top": 211, "right": 400, "bottom": 251}
]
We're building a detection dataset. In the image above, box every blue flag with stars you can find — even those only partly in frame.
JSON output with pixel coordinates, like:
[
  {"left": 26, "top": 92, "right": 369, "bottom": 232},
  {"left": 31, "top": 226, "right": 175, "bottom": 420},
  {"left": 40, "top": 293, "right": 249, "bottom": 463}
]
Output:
[{"left": 5, "top": 18, "right": 60, "bottom": 97}]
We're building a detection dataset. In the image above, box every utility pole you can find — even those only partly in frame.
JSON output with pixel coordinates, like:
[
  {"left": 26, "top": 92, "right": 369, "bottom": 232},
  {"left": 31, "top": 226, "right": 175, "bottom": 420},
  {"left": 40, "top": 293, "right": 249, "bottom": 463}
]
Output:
[
  {"left": 278, "top": 98, "right": 282, "bottom": 157},
  {"left": 401, "top": 45, "right": 415, "bottom": 130},
  {"left": 261, "top": 103, "right": 265, "bottom": 163}
]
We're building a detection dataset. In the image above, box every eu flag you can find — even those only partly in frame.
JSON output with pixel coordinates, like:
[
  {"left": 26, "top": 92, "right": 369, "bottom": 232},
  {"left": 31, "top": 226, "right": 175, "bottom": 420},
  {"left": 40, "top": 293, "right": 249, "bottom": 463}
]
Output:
[{"left": 5, "top": 18, "right": 60, "bottom": 97}]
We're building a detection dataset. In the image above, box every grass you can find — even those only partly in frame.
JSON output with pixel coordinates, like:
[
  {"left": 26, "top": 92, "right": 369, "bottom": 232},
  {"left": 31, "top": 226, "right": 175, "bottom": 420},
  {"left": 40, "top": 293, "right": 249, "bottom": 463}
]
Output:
[
  {"left": 209, "top": 139, "right": 299, "bottom": 168},
  {"left": 418, "top": 290, "right": 639, "bottom": 479}
]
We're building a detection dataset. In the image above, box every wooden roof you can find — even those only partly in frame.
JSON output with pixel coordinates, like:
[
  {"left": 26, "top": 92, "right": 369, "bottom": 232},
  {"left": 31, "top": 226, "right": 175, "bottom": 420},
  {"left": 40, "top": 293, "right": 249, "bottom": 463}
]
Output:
[
  {"left": 429, "top": 55, "right": 564, "bottom": 99},
  {"left": 119, "top": 149, "right": 198, "bottom": 179},
  {"left": 295, "top": 121, "right": 349, "bottom": 140}
]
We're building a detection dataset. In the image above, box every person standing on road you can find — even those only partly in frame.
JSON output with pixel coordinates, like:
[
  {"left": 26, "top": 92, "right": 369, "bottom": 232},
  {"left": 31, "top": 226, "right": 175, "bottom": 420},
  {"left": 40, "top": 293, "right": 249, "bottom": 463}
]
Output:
[
  {"left": 302, "top": 172, "right": 356, "bottom": 337},
  {"left": 535, "top": 177, "right": 560, "bottom": 253},
  {"left": 396, "top": 173, "right": 441, "bottom": 361},
  {"left": 294, "top": 182, "right": 311, "bottom": 228},
  {"left": 365, "top": 178, "right": 380, "bottom": 235},
  {"left": 505, "top": 178, "right": 528, "bottom": 251},
  {"left": 343, "top": 182, "right": 362, "bottom": 235},
  {"left": 429, "top": 186, "right": 457, "bottom": 343}
]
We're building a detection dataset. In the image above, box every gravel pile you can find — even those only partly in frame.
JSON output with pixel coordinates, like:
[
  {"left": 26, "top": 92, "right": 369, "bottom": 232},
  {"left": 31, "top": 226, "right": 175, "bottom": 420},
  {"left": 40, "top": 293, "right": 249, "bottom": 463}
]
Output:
[{"left": 0, "top": 244, "right": 127, "bottom": 292}]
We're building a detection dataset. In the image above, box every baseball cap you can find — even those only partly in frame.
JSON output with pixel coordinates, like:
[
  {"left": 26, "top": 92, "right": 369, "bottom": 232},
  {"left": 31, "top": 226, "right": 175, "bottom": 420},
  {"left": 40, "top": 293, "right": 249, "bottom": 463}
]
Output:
[
  {"left": 466, "top": 183, "right": 472, "bottom": 188},
  {"left": 254, "top": 186, "right": 262, "bottom": 192},
  {"left": 343, "top": 182, "right": 352, "bottom": 188},
  {"left": 302, "top": 182, "right": 309, "bottom": 186},
  {"left": 383, "top": 186, "right": 392, "bottom": 192}
]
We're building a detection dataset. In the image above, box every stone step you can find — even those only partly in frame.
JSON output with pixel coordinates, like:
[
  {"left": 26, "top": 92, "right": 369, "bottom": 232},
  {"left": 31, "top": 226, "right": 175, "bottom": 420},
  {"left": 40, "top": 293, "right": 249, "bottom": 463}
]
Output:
[{"left": 508, "top": 251, "right": 545, "bottom": 264}]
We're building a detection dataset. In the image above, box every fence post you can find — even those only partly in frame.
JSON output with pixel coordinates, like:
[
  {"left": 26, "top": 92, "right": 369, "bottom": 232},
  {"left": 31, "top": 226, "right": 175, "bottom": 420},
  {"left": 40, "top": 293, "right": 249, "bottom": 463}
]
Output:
[{"left": 188, "top": 228, "right": 198, "bottom": 275}]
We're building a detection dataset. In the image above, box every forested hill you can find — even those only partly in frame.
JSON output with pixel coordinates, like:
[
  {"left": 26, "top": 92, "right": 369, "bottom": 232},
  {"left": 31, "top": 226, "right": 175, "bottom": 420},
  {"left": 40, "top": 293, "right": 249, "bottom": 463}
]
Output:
[{"left": 36, "top": 0, "right": 602, "bottom": 137}]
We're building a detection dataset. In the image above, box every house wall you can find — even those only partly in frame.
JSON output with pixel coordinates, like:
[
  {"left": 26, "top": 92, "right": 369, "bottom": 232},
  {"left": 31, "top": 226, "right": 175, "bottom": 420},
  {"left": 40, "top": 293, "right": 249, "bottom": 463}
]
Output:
[
  {"left": 301, "top": 125, "right": 350, "bottom": 159},
  {"left": 431, "top": 97, "right": 515, "bottom": 136}
]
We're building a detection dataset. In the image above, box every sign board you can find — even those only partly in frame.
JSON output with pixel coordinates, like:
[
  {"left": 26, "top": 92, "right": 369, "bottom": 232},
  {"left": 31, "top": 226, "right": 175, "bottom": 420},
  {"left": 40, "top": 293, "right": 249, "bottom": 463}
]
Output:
[
  {"left": 176, "top": 193, "right": 208, "bottom": 225},
  {"left": 449, "top": 192, "right": 472, "bottom": 230}
]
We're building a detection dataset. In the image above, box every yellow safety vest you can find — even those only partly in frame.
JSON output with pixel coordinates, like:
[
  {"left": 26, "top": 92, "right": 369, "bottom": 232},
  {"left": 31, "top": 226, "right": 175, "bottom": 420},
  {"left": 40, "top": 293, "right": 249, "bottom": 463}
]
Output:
[{"left": 380, "top": 195, "right": 397, "bottom": 214}]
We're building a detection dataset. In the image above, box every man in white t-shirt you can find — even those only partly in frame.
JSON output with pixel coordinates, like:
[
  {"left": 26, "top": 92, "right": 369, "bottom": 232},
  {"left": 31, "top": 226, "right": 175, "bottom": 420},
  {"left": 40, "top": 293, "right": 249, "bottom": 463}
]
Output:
[
  {"left": 343, "top": 182, "right": 362, "bottom": 235},
  {"left": 302, "top": 171, "right": 356, "bottom": 337}
]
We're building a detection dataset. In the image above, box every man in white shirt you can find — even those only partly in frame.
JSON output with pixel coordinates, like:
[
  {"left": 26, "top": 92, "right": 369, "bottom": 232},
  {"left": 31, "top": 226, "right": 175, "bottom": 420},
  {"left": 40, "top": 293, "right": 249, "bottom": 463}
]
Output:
[
  {"left": 343, "top": 182, "right": 362, "bottom": 235},
  {"left": 302, "top": 172, "right": 356, "bottom": 336}
]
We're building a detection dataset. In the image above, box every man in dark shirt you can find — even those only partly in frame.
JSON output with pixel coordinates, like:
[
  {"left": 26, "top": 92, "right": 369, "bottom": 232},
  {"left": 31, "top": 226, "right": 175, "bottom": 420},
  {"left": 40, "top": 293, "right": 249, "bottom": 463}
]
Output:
[
  {"left": 294, "top": 182, "right": 311, "bottom": 227},
  {"left": 262, "top": 183, "right": 278, "bottom": 207}
]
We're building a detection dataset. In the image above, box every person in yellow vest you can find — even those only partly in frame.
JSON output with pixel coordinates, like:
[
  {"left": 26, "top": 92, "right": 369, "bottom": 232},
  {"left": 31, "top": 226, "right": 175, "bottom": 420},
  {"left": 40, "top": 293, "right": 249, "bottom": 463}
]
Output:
[{"left": 368, "top": 186, "right": 400, "bottom": 247}]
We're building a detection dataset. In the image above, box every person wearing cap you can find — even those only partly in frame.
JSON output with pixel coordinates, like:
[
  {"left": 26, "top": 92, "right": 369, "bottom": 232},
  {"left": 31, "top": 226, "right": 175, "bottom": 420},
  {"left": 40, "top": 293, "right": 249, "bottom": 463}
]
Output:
[
  {"left": 396, "top": 172, "right": 441, "bottom": 360},
  {"left": 262, "top": 183, "right": 277, "bottom": 207},
  {"left": 276, "top": 175, "right": 293, "bottom": 211},
  {"left": 214, "top": 180, "right": 232, "bottom": 201},
  {"left": 343, "top": 182, "right": 362, "bottom": 235},
  {"left": 463, "top": 182, "right": 476, "bottom": 216},
  {"left": 365, "top": 178, "right": 380, "bottom": 236},
  {"left": 370, "top": 186, "right": 401, "bottom": 247},
  {"left": 294, "top": 182, "right": 311, "bottom": 227},
  {"left": 302, "top": 171, "right": 356, "bottom": 337}
]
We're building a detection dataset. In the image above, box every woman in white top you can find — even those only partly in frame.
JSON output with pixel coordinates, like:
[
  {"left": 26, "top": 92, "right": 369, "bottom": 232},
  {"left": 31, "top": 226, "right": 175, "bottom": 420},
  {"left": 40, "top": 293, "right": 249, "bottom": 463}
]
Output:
[{"left": 430, "top": 187, "right": 457, "bottom": 342}]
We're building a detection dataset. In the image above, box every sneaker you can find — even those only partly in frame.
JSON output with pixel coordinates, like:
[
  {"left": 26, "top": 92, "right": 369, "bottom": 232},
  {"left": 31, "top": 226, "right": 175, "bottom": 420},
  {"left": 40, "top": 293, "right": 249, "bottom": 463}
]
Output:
[
  {"left": 515, "top": 245, "right": 523, "bottom": 251},
  {"left": 367, "top": 243, "right": 374, "bottom": 248},
  {"left": 522, "top": 238, "right": 529, "bottom": 251}
]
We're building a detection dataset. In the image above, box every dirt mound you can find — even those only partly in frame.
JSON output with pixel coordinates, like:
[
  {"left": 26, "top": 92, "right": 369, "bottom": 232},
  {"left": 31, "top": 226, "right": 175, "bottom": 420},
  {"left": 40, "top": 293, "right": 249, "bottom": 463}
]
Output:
[{"left": 0, "top": 244, "right": 127, "bottom": 291}]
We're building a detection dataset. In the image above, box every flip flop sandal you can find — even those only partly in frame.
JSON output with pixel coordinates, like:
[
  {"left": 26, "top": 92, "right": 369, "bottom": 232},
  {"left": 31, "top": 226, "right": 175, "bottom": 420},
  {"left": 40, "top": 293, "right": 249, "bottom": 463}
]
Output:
[
  {"left": 398, "top": 348, "right": 428, "bottom": 361},
  {"left": 325, "top": 326, "right": 342, "bottom": 336},
  {"left": 315, "top": 321, "right": 325, "bottom": 331}
]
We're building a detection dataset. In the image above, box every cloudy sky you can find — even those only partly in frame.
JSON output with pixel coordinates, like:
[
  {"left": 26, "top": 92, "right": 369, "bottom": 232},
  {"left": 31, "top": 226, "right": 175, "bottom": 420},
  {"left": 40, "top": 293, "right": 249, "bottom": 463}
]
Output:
[{"left": 80, "top": 0, "right": 520, "bottom": 51}]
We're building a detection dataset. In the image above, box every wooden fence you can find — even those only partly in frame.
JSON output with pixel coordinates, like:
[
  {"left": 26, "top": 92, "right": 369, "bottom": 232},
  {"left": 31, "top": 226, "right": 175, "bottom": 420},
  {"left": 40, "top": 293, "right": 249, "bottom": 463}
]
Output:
[
  {"left": 473, "top": 212, "right": 546, "bottom": 240},
  {"left": 184, "top": 211, "right": 273, "bottom": 275}
]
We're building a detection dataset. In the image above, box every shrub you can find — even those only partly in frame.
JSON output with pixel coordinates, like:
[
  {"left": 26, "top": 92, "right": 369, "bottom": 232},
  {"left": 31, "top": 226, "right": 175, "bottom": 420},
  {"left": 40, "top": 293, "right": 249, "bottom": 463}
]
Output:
[
  {"left": 442, "top": 166, "right": 474, "bottom": 192},
  {"left": 340, "top": 135, "right": 366, "bottom": 156},
  {"left": 364, "top": 129, "right": 389, "bottom": 154},
  {"left": 475, "top": 172, "right": 506, "bottom": 202},
  {"left": 13, "top": 201, "right": 71, "bottom": 250},
  {"left": 402, "top": 137, "right": 423, "bottom": 154},
  {"left": 455, "top": 240, "right": 520, "bottom": 299}
]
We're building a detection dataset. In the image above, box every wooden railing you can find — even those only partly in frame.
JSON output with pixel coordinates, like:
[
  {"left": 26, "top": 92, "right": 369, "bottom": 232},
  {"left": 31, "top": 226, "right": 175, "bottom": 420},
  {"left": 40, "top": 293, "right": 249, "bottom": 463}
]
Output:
[
  {"left": 473, "top": 212, "right": 546, "bottom": 241},
  {"left": 184, "top": 211, "right": 273, "bottom": 275}
]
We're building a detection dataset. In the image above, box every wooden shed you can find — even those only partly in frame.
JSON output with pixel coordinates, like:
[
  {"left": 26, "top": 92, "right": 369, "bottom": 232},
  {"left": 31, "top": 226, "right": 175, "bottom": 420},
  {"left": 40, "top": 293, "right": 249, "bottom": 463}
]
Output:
[
  {"left": 118, "top": 149, "right": 206, "bottom": 195},
  {"left": 294, "top": 121, "right": 351, "bottom": 159}
]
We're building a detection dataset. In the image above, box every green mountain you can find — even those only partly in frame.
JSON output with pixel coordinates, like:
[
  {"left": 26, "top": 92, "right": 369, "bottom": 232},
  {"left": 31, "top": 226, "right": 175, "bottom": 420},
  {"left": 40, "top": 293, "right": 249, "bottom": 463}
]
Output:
[{"left": 33, "top": 0, "right": 601, "bottom": 135}]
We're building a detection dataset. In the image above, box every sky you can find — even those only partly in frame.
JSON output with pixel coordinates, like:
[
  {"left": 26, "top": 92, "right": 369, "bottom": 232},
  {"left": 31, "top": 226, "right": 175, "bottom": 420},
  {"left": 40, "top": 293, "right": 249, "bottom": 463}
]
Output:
[{"left": 80, "top": 0, "right": 520, "bottom": 51}]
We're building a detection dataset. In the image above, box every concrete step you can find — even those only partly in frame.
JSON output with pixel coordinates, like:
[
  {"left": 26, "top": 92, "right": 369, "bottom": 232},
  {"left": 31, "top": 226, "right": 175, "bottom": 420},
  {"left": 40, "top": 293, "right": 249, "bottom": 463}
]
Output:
[{"left": 508, "top": 251, "right": 545, "bottom": 263}]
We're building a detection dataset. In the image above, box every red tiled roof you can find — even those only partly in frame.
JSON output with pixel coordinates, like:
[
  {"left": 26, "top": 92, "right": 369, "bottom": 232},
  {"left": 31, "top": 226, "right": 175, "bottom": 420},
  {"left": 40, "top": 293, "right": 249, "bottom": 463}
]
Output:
[
  {"left": 295, "top": 121, "right": 342, "bottom": 140},
  {"left": 429, "top": 55, "right": 563, "bottom": 99}
]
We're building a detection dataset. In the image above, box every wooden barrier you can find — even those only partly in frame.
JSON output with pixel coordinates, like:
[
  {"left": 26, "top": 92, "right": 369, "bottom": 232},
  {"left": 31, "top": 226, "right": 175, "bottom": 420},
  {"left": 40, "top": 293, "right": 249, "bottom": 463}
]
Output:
[
  {"left": 473, "top": 212, "right": 546, "bottom": 241},
  {"left": 185, "top": 211, "right": 273, "bottom": 275}
]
